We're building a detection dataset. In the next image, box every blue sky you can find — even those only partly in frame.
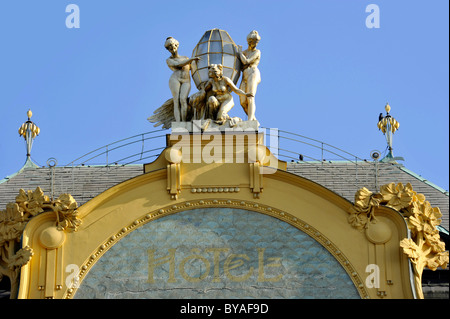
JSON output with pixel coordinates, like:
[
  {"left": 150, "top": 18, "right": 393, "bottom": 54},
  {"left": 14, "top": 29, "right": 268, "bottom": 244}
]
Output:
[{"left": 0, "top": 0, "right": 448, "bottom": 191}]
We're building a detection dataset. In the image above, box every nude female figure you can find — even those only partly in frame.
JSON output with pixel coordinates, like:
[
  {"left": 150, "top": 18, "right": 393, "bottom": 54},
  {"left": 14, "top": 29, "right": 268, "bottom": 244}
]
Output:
[
  {"left": 238, "top": 30, "right": 261, "bottom": 122},
  {"left": 164, "top": 37, "right": 199, "bottom": 122},
  {"left": 204, "top": 64, "right": 253, "bottom": 125}
]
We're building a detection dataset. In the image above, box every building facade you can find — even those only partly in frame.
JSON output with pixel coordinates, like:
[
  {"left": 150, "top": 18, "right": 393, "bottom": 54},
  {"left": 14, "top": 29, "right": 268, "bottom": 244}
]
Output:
[{"left": 0, "top": 130, "right": 448, "bottom": 299}]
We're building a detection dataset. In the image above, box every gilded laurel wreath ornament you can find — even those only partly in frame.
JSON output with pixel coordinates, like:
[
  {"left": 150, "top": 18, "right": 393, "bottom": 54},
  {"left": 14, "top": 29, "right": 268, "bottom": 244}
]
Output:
[
  {"left": 0, "top": 187, "right": 81, "bottom": 298},
  {"left": 348, "top": 182, "right": 448, "bottom": 298}
]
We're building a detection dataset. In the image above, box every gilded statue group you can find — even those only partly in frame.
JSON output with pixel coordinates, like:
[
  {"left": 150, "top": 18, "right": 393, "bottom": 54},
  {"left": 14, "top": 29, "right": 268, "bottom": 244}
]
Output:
[{"left": 149, "top": 30, "right": 261, "bottom": 129}]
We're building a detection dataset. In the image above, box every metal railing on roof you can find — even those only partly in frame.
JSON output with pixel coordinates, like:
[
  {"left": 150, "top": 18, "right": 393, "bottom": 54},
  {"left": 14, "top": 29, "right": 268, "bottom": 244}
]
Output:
[
  {"left": 61, "top": 127, "right": 373, "bottom": 190},
  {"left": 262, "top": 128, "right": 366, "bottom": 163},
  {"left": 260, "top": 127, "right": 371, "bottom": 190},
  {"left": 63, "top": 127, "right": 367, "bottom": 168},
  {"left": 63, "top": 129, "right": 167, "bottom": 168}
]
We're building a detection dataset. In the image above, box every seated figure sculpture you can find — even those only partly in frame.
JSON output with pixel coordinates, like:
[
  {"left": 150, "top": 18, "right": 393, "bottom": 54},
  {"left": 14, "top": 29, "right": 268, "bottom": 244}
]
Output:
[{"left": 202, "top": 64, "right": 253, "bottom": 125}]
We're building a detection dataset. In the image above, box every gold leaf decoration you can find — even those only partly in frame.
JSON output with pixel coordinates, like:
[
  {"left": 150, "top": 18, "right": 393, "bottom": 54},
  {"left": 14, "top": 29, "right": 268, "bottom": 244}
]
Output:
[
  {"left": 349, "top": 182, "right": 449, "bottom": 299},
  {"left": 0, "top": 187, "right": 81, "bottom": 298},
  {"left": 15, "top": 188, "right": 49, "bottom": 217},
  {"left": 0, "top": 203, "right": 27, "bottom": 245},
  {"left": 7, "top": 246, "right": 34, "bottom": 270},
  {"left": 379, "top": 182, "right": 415, "bottom": 211},
  {"left": 53, "top": 193, "right": 82, "bottom": 232},
  {"left": 347, "top": 187, "right": 382, "bottom": 230}
]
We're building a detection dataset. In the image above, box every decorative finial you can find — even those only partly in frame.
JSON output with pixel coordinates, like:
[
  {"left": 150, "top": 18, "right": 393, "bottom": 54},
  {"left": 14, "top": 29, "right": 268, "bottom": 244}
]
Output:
[
  {"left": 18, "top": 109, "right": 40, "bottom": 160},
  {"left": 377, "top": 103, "right": 400, "bottom": 163}
]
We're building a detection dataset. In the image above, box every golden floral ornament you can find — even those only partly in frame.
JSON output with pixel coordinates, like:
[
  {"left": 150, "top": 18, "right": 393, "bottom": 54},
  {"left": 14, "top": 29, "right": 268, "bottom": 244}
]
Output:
[
  {"left": 15, "top": 188, "right": 49, "bottom": 217},
  {"left": 349, "top": 182, "right": 449, "bottom": 299},
  {"left": 347, "top": 187, "right": 382, "bottom": 230},
  {"left": 400, "top": 238, "right": 420, "bottom": 260},
  {"left": 0, "top": 203, "right": 27, "bottom": 244},
  {"left": 379, "top": 182, "right": 415, "bottom": 211},
  {"left": 52, "top": 193, "right": 81, "bottom": 232},
  {"left": 0, "top": 187, "right": 82, "bottom": 298},
  {"left": 7, "top": 246, "right": 34, "bottom": 269}
]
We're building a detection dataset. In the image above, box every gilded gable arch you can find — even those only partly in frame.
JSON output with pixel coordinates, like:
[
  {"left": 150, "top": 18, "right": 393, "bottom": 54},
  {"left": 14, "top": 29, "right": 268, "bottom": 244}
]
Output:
[{"left": 17, "top": 168, "right": 415, "bottom": 299}]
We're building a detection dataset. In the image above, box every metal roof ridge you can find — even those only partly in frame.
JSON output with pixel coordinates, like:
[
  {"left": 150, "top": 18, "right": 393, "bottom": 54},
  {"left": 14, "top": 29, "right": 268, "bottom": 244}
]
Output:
[
  {"left": 0, "top": 157, "right": 39, "bottom": 185},
  {"left": 398, "top": 166, "right": 449, "bottom": 196},
  {"left": 65, "top": 163, "right": 143, "bottom": 169},
  {"left": 286, "top": 160, "right": 373, "bottom": 164}
]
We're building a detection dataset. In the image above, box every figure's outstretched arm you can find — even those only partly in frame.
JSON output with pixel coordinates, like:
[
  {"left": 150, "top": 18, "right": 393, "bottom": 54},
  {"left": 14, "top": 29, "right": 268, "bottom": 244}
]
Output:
[{"left": 224, "top": 77, "right": 253, "bottom": 97}]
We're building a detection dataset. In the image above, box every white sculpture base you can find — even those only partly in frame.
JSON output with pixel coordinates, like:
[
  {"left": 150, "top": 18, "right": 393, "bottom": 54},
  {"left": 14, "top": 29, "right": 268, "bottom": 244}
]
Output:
[{"left": 171, "top": 119, "right": 260, "bottom": 133}]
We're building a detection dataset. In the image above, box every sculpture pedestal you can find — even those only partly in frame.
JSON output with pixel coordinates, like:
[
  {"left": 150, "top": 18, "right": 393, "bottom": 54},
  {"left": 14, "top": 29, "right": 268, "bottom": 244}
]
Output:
[{"left": 171, "top": 120, "right": 260, "bottom": 133}]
